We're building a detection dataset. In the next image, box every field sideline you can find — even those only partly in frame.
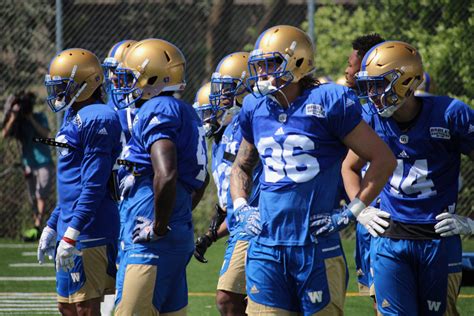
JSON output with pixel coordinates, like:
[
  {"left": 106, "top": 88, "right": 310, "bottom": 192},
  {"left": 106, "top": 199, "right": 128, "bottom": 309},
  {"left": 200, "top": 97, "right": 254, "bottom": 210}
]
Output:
[{"left": 0, "top": 239, "right": 473, "bottom": 315}]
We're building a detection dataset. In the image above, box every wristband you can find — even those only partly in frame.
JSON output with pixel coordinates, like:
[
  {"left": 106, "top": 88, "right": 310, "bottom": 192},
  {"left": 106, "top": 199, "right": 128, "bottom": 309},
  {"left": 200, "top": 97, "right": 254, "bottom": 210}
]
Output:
[
  {"left": 347, "top": 198, "right": 366, "bottom": 217},
  {"left": 64, "top": 227, "right": 80, "bottom": 241},
  {"left": 62, "top": 237, "right": 76, "bottom": 246},
  {"left": 233, "top": 198, "right": 248, "bottom": 210}
]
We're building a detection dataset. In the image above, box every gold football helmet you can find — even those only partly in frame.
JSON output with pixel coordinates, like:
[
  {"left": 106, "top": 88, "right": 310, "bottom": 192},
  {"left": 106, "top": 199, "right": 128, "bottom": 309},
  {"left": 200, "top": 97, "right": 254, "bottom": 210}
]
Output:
[
  {"left": 193, "top": 82, "right": 214, "bottom": 136},
  {"left": 415, "top": 71, "right": 436, "bottom": 96},
  {"left": 113, "top": 38, "right": 186, "bottom": 108},
  {"left": 103, "top": 40, "right": 137, "bottom": 85},
  {"left": 210, "top": 52, "right": 250, "bottom": 108},
  {"left": 45, "top": 48, "right": 103, "bottom": 112},
  {"left": 248, "top": 25, "right": 315, "bottom": 96},
  {"left": 356, "top": 41, "right": 423, "bottom": 117},
  {"left": 104, "top": 40, "right": 137, "bottom": 69}
]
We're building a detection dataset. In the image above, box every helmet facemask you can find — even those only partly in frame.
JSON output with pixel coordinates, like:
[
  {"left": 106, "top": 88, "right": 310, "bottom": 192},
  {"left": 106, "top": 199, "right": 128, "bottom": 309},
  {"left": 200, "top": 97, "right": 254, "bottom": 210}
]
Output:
[
  {"left": 45, "top": 65, "right": 87, "bottom": 112},
  {"left": 111, "top": 59, "right": 150, "bottom": 109},
  {"left": 356, "top": 70, "right": 406, "bottom": 117},
  {"left": 247, "top": 49, "right": 294, "bottom": 97}
]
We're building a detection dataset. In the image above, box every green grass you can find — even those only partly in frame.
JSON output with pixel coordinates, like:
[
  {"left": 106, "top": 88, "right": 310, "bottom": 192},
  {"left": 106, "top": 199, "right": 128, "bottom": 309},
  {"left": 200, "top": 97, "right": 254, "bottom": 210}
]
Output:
[{"left": 0, "top": 239, "right": 473, "bottom": 315}]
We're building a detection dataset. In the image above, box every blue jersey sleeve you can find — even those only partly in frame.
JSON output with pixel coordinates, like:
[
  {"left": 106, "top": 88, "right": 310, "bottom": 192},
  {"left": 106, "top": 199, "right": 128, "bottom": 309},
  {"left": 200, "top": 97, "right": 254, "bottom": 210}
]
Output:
[
  {"left": 239, "top": 96, "right": 256, "bottom": 144},
  {"left": 47, "top": 205, "right": 60, "bottom": 231},
  {"left": 142, "top": 112, "right": 180, "bottom": 152},
  {"left": 446, "top": 99, "right": 474, "bottom": 155},
  {"left": 69, "top": 119, "right": 120, "bottom": 232},
  {"left": 326, "top": 89, "right": 362, "bottom": 139}
]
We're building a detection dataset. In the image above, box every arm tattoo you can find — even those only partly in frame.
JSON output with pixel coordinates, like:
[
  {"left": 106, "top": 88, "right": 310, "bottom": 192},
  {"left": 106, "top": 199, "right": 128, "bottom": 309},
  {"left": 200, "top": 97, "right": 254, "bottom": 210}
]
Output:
[{"left": 230, "top": 140, "right": 260, "bottom": 199}]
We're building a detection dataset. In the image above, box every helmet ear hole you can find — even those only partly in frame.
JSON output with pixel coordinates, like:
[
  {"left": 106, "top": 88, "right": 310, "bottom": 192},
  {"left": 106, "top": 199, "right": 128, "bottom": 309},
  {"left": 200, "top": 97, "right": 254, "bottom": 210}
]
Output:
[
  {"left": 148, "top": 76, "right": 158, "bottom": 85},
  {"left": 295, "top": 58, "right": 304, "bottom": 67},
  {"left": 402, "top": 77, "right": 412, "bottom": 86}
]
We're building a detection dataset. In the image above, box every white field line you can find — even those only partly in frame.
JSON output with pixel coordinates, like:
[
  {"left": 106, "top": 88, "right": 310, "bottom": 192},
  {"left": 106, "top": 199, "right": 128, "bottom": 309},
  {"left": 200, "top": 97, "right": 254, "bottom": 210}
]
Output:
[
  {"left": 0, "top": 244, "right": 36, "bottom": 249},
  {"left": 9, "top": 263, "right": 54, "bottom": 268},
  {"left": 21, "top": 252, "right": 37, "bottom": 256},
  {"left": 0, "top": 277, "right": 55, "bottom": 281}
]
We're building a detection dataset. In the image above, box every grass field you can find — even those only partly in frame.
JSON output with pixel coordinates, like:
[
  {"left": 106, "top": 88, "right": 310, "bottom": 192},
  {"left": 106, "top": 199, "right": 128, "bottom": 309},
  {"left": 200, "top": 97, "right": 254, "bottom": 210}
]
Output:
[{"left": 0, "top": 238, "right": 473, "bottom": 315}]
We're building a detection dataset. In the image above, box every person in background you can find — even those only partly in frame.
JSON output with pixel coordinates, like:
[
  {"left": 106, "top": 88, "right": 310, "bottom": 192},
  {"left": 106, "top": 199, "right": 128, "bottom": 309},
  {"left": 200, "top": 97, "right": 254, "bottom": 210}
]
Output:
[{"left": 2, "top": 91, "right": 54, "bottom": 241}]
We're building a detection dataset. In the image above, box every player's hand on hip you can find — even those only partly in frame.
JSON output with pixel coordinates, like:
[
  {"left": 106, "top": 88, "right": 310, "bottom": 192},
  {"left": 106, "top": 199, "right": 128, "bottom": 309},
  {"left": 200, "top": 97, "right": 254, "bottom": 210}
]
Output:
[
  {"left": 132, "top": 216, "right": 170, "bottom": 243},
  {"left": 435, "top": 212, "right": 474, "bottom": 237},
  {"left": 194, "top": 235, "right": 213, "bottom": 263},
  {"left": 55, "top": 239, "right": 82, "bottom": 272},
  {"left": 356, "top": 206, "right": 391, "bottom": 237},
  {"left": 37, "top": 226, "right": 57, "bottom": 264}
]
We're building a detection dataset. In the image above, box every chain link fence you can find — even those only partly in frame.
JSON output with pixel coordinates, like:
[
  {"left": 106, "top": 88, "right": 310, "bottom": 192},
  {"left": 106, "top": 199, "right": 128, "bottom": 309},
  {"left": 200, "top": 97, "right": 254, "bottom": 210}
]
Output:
[{"left": 0, "top": 0, "right": 472, "bottom": 239}]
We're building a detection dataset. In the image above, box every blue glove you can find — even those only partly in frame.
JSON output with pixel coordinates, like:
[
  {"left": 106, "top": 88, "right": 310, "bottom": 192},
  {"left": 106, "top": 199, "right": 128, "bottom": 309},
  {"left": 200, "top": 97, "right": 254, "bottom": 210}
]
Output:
[
  {"left": 235, "top": 204, "right": 261, "bottom": 237},
  {"left": 310, "top": 207, "right": 356, "bottom": 237},
  {"left": 132, "top": 216, "right": 170, "bottom": 243}
]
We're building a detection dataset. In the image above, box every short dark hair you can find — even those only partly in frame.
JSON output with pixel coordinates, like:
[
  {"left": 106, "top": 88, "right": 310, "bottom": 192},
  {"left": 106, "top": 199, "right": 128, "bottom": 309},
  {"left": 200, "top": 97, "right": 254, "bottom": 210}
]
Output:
[{"left": 352, "top": 33, "right": 385, "bottom": 59}]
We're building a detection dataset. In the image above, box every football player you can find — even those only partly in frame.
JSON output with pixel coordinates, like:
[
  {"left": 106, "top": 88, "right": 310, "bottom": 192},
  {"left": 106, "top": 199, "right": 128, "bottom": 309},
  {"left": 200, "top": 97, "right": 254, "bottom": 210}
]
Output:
[
  {"left": 37, "top": 48, "right": 122, "bottom": 315},
  {"left": 111, "top": 38, "right": 209, "bottom": 315},
  {"left": 343, "top": 33, "right": 385, "bottom": 298},
  {"left": 343, "top": 40, "right": 474, "bottom": 315},
  {"left": 230, "top": 25, "right": 396, "bottom": 315},
  {"left": 195, "top": 52, "right": 263, "bottom": 315},
  {"left": 344, "top": 33, "right": 385, "bottom": 90},
  {"left": 192, "top": 81, "right": 230, "bottom": 259}
]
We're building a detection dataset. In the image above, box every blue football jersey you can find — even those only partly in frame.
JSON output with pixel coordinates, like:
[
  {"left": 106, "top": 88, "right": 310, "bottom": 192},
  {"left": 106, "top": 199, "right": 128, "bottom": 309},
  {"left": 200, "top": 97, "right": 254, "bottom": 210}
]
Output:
[
  {"left": 211, "top": 136, "right": 229, "bottom": 210},
  {"left": 125, "top": 96, "right": 208, "bottom": 191},
  {"left": 119, "top": 95, "right": 207, "bottom": 251},
  {"left": 364, "top": 96, "right": 474, "bottom": 224},
  {"left": 47, "top": 104, "right": 122, "bottom": 241},
  {"left": 223, "top": 115, "right": 263, "bottom": 236},
  {"left": 239, "top": 83, "right": 362, "bottom": 245}
]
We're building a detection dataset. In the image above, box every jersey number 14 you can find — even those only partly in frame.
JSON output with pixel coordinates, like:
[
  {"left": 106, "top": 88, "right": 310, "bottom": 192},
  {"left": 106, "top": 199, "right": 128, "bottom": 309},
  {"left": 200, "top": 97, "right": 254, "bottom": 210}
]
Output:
[{"left": 389, "top": 159, "right": 436, "bottom": 198}]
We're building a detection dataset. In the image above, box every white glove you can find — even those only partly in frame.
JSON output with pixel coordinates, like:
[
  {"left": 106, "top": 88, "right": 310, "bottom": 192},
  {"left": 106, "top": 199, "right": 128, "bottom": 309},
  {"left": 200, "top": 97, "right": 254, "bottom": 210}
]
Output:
[
  {"left": 356, "top": 206, "right": 391, "bottom": 237},
  {"left": 55, "top": 227, "right": 82, "bottom": 272},
  {"left": 435, "top": 213, "right": 474, "bottom": 237},
  {"left": 37, "top": 226, "right": 57, "bottom": 264},
  {"left": 119, "top": 174, "right": 135, "bottom": 199},
  {"left": 56, "top": 239, "right": 82, "bottom": 272}
]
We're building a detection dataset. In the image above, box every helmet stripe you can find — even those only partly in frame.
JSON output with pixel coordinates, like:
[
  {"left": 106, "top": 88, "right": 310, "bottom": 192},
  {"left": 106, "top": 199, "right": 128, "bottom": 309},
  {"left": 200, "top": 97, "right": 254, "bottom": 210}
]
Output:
[{"left": 110, "top": 40, "right": 128, "bottom": 58}]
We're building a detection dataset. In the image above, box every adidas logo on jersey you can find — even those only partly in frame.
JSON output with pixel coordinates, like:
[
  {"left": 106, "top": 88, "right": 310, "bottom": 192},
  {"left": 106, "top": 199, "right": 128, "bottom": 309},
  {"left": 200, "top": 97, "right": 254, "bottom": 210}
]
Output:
[
  {"left": 346, "top": 98, "right": 355, "bottom": 107},
  {"left": 381, "top": 299, "right": 390, "bottom": 308},
  {"left": 98, "top": 127, "right": 108, "bottom": 135},
  {"left": 275, "top": 127, "right": 285, "bottom": 135},
  {"left": 250, "top": 285, "right": 259, "bottom": 294},
  {"left": 398, "top": 150, "right": 409, "bottom": 158},
  {"left": 149, "top": 116, "right": 160, "bottom": 126},
  {"left": 307, "top": 291, "right": 323, "bottom": 304}
]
